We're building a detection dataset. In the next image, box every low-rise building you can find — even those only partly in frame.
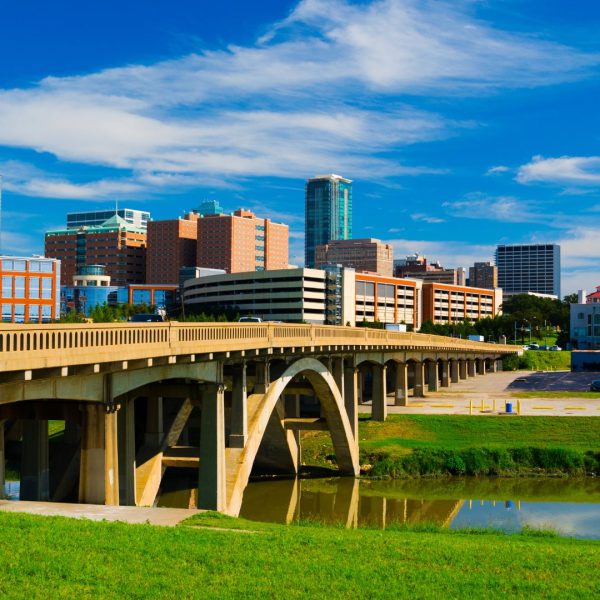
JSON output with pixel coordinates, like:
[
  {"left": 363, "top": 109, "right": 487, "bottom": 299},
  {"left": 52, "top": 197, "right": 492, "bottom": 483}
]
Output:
[
  {"left": 183, "top": 268, "right": 331, "bottom": 323},
  {"left": 353, "top": 272, "right": 422, "bottom": 330},
  {"left": 1, "top": 256, "right": 61, "bottom": 322},
  {"left": 421, "top": 283, "right": 502, "bottom": 324},
  {"left": 570, "top": 287, "right": 600, "bottom": 349}
]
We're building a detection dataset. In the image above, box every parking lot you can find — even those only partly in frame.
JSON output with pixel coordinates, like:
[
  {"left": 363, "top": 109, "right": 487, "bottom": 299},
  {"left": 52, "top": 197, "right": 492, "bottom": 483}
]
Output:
[{"left": 375, "top": 370, "right": 600, "bottom": 417}]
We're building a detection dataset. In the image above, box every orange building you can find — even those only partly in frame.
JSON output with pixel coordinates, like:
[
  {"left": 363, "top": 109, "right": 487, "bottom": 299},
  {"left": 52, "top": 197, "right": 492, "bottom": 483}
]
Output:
[
  {"left": 45, "top": 214, "right": 146, "bottom": 286},
  {"left": 353, "top": 272, "right": 421, "bottom": 329},
  {"left": 196, "top": 209, "right": 288, "bottom": 273},
  {"left": 421, "top": 282, "right": 502, "bottom": 324},
  {"left": 146, "top": 214, "right": 199, "bottom": 284},
  {"left": 1, "top": 256, "right": 60, "bottom": 322}
]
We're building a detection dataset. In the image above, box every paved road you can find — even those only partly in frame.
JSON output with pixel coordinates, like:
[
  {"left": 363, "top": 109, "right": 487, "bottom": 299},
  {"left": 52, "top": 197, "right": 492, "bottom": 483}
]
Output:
[
  {"left": 0, "top": 500, "right": 200, "bottom": 526},
  {"left": 360, "top": 371, "right": 600, "bottom": 417}
]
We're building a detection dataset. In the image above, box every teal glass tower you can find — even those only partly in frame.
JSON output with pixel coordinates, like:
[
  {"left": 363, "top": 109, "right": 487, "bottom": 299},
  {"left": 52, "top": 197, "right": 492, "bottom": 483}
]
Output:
[{"left": 305, "top": 174, "right": 352, "bottom": 267}]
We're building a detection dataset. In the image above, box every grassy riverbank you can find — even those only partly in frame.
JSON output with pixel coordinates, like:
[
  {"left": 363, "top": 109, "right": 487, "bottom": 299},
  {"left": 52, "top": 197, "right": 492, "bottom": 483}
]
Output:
[
  {"left": 0, "top": 511, "right": 597, "bottom": 599},
  {"left": 503, "top": 350, "right": 571, "bottom": 371},
  {"left": 302, "top": 415, "right": 600, "bottom": 477}
]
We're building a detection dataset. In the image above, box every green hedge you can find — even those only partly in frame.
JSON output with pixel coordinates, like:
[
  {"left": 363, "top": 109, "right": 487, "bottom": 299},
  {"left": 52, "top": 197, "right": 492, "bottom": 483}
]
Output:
[{"left": 364, "top": 447, "right": 599, "bottom": 478}]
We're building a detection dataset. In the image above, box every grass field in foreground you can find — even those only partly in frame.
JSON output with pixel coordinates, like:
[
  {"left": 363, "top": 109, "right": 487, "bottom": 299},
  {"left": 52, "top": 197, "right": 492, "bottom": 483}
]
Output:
[
  {"left": 303, "top": 415, "right": 600, "bottom": 463},
  {"left": 0, "top": 511, "right": 598, "bottom": 599}
]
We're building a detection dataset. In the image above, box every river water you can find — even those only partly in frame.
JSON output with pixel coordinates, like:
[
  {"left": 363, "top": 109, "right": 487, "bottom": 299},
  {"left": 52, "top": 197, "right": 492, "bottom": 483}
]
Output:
[
  {"left": 5, "top": 475, "right": 600, "bottom": 538},
  {"left": 234, "top": 476, "right": 600, "bottom": 538}
]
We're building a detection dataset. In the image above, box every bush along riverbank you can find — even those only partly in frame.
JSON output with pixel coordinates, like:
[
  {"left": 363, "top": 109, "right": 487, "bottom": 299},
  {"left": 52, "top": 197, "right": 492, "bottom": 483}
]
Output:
[
  {"left": 361, "top": 446, "right": 600, "bottom": 478},
  {"left": 302, "top": 415, "right": 600, "bottom": 478}
]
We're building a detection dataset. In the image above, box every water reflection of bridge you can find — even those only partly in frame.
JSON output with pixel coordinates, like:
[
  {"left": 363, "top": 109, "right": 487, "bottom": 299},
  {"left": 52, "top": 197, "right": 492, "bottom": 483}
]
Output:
[
  {"left": 0, "top": 322, "right": 512, "bottom": 515},
  {"left": 239, "top": 478, "right": 464, "bottom": 529}
]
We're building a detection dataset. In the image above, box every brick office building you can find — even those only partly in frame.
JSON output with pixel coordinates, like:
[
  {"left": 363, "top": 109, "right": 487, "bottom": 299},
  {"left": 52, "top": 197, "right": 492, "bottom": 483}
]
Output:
[
  {"left": 196, "top": 209, "right": 288, "bottom": 273},
  {"left": 45, "top": 214, "right": 146, "bottom": 286},
  {"left": 146, "top": 214, "right": 199, "bottom": 284},
  {"left": 315, "top": 238, "right": 393, "bottom": 277}
]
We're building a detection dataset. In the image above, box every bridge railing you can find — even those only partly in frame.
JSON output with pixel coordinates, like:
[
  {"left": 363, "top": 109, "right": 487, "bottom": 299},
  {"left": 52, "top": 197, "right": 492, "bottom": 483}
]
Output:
[{"left": 0, "top": 322, "right": 514, "bottom": 372}]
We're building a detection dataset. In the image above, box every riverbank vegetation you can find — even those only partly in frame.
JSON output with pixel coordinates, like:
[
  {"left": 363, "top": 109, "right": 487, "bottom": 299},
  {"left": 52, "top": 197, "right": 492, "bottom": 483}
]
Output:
[
  {"left": 302, "top": 415, "right": 600, "bottom": 477},
  {"left": 0, "top": 511, "right": 597, "bottom": 599},
  {"left": 502, "top": 350, "right": 571, "bottom": 371}
]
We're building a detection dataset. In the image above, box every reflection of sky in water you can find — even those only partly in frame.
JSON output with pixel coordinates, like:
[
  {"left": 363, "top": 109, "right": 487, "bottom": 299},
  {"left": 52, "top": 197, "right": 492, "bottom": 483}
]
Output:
[
  {"left": 2, "top": 481, "right": 20, "bottom": 500},
  {"left": 450, "top": 501, "right": 600, "bottom": 539}
]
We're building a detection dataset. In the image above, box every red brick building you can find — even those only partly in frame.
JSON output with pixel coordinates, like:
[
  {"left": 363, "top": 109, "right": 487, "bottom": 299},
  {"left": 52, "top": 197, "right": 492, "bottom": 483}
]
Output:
[
  {"left": 45, "top": 214, "right": 146, "bottom": 286},
  {"left": 146, "top": 214, "right": 199, "bottom": 284},
  {"left": 196, "top": 209, "right": 288, "bottom": 273}
]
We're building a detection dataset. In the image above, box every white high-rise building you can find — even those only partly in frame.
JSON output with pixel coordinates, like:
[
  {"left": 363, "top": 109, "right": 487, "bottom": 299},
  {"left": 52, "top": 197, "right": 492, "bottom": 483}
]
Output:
[{"left": 495, "top": 243, "right": 560, "bottom": 298}]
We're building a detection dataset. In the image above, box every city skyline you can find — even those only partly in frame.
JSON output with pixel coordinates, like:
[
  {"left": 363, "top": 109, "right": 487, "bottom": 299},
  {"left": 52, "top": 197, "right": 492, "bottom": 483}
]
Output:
[{"left": 0, "top": 1, "right": 599, "bottom": 293}]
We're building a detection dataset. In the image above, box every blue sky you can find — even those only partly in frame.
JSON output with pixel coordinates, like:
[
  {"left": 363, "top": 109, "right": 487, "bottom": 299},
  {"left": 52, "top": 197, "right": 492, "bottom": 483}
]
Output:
[{"left": 1, "top": 0, "right": 599, "bottom": 294}]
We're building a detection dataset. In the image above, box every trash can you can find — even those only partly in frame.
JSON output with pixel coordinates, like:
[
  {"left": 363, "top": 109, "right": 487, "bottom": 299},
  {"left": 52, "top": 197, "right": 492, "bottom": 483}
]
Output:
[{"left": 505, "top": 402, "right": 513, "bottom": 414}]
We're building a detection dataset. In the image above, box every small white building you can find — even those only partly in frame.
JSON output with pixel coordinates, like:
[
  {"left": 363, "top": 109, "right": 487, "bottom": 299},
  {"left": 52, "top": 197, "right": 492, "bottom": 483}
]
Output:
[{"left": 570, "top": 287, "right": 600, "bottom": 349}]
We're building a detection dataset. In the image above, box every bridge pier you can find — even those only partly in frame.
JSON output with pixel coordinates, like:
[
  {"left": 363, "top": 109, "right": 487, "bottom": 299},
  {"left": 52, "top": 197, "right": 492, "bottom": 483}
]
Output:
[
  {"left": 467, "top": 359, "right": 476, "bottom": 377},
  {"left": 117, "top": 398, "right": 136, "bottom": 506},
  {"left": 254, "top": 360, "right": 270, "bottom": 394},
  {"left": 229, "top": 362, "right": 247, "bottom": 448},
  {"left": 343, "top": 365, "right": 358, "bottom": 438},
  {"left": 459, "top": 359, "right": 468, "bottom": 380},
  {"left": 145, "top": 394, "right": 164, "bottom": 447},
  {"left": 79, "top": 404, "right": 119, "bottom": 505},
  {"left": 394, "top": 362, "right": 408, "bottom": 406},
  {"left": 477, "top": 359, "right": 487, "bottom": 375},
  {"left": 198, "top": 383, "right": 226, "bottom": 511},
  {"left": 0, "top": 420, "right": 4, "bottom": 497},
  {"left": 428, "top": 362, "right": 439, "bottom": 392},
  {"left": 20, "top": 419, "right": 50, "bottom": 501},
  {"left": 413, "top": 361, "right": 425, "bottom": 398},
  {"left": 440, "top": 360, "right": 450, "bottom": 388},
  {"left": 450, "top": 359, "right": 460, "bottom": 383},
  {"left": 371, "top": 364, "right": 387, "bottom": 422}
]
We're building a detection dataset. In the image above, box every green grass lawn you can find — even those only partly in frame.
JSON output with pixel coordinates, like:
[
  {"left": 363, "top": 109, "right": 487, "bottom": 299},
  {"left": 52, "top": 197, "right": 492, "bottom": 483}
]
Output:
[
  {"left": 0, "top": 511, "right": 597, "bottom": 599},
  {"left": 302, "top": 415, "right": 600, "bottom": 476},
  {"left": 503, "top": 350, "right": 571, "bottom": 371},
  {"left": 303, "top": 415, "right": 600, "bottom": 461}
]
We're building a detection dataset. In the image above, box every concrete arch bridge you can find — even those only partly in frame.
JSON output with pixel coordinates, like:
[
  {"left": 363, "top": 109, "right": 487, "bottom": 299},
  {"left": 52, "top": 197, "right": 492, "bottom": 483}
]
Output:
[{"left": 0, "top": 322, "right": 514, "bottom": 515}]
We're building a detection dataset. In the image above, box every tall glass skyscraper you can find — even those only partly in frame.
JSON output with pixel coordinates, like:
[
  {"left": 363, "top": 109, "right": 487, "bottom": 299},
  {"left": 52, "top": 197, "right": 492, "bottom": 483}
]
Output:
[{"left": 305, "top": 174, "right": 352, "bottom": 267}]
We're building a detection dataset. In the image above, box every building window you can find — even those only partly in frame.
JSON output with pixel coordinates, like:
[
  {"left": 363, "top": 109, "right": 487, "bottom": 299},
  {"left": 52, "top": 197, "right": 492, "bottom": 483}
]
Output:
[
  {"left": 42, "top": 279, "right": 53, "bottom": 300},
  {"left": 29, "top": 305, "right": 40, "bottom": 322},
  {"left": 41, "top": 306, "right": 52, "bottom": 322},
  {"left": 12, "top": 260, "right": 27, "bottom": 272},
  {"left": 29, "top": 276, "right": 40, "bottom": 299},
  {"left": 14, "top": 304, "right": 25, "bottom": 323},
  {"left": 1, "top": 304, "right": 11, "bottom": 322},
  {"left": 14, "top": 277, "right": 25, "bottom": 299},
  {"left": 2, "top": 276, "right": 12, "bottom": 298}
]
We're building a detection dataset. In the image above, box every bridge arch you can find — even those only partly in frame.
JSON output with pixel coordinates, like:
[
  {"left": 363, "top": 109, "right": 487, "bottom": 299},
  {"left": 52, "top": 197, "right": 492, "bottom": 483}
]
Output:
[{"left": 226, "top": 357, "right": 359, "bottom": 516}]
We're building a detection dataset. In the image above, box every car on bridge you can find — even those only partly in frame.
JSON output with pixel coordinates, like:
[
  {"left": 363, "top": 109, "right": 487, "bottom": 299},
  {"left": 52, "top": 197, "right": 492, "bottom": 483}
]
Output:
[{"left": 130, "top": 313, "right": 164, "bottom": 322}]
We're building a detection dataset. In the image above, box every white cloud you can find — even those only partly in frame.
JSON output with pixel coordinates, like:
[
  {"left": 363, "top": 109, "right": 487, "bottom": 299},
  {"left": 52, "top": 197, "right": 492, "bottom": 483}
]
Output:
[
  {"left": 516, "top": 155, "right": 600, "bottom": 186},
  {"left": 0, "top": 0, "right": 598, "bottom": 198},
  {"left": 443, "top": 194, "right": 543, "bottom": 224},
  {"left": 411, "top": 213, "right": 445, "bottom": 224},
  {"left": 486, "top": 165, "right": 510, "bottom": 175}
]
